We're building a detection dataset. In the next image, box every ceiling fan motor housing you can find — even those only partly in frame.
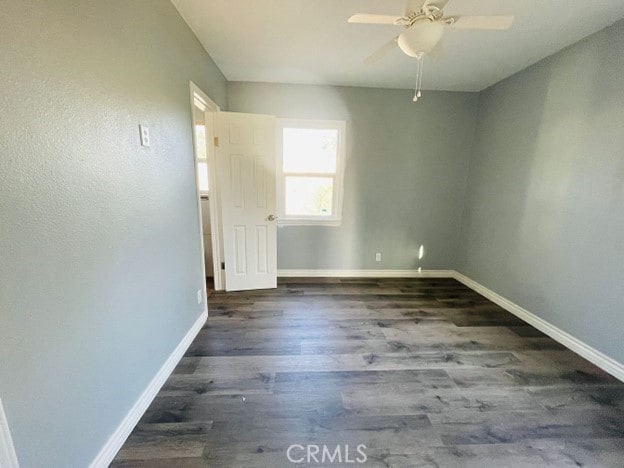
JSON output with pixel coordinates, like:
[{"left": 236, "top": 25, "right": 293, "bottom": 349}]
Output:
[{"left": 398, "top": 21, "right": 445, "bottom": 56}]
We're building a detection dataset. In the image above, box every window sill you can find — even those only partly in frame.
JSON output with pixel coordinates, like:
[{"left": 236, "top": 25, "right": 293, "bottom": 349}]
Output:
[{"left": 278, "top": 218, "right": 342, "bottom": 227}]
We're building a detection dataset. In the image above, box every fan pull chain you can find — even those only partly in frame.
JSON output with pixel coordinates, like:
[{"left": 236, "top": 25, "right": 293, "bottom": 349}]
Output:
[
  {"left": 417, "top": 54, "right": 424, "bottom": 97},
  {"left": 413, "top": 53, "right": 424, "bottom": 102}
]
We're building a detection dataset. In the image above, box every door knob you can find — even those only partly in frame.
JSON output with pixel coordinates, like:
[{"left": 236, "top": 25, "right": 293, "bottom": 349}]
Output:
[{"left": 267, "top": 214, "right": 277, "bottom": 221}]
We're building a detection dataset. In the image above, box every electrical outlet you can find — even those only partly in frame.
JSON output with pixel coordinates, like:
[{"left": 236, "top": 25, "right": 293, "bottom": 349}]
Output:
[
  {"left": 139, "top": 124, "right": 151, "bottom": 147},
  {"left": 197, "top": 289, "right": 202, "bottom": 305},
  {"left": 375, "top": 253, "right": 382, "bottom": 262}
]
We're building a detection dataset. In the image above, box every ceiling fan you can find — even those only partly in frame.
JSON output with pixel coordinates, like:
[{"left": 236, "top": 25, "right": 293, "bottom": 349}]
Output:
[{"left": 348, "top": 0, "right": 514, "bottom": 101}]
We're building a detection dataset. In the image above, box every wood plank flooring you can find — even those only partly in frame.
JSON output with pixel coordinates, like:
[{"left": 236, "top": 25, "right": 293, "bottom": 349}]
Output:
[{"left": 111, "top": 278, "right": 624, "bottom": 467}]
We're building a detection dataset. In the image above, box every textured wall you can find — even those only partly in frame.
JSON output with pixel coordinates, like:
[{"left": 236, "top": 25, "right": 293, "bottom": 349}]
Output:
[
  {"left": 3, "top": 1, "right": 623, "bottom": 465},
  {"left": 228, "top": 82, "right": 478, "bottom": 270},
  {"left": 459, "top": 19, "right": 624, "bottom": 363},
  {"left": 0, "top": 1, "right": 226, "bottom": 466}
]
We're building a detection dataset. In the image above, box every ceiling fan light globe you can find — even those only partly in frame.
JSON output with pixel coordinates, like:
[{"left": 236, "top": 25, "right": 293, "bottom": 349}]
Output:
[{"left": 398, "top": 22, "right": 445, "bottom": 56}]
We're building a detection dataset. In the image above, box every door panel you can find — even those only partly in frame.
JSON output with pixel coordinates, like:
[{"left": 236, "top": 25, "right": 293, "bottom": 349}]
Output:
[
  {"left": 256, "top": 225, "right": 268, "bottom": 274},
  {"left": 217, "top": 112, "right": 277, "bottom": 291}
]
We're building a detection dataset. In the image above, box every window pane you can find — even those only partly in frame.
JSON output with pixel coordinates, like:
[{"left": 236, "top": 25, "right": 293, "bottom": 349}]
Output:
[
  {"left": 283, "top": 128, "right": 338, "bottom": 173},
  {"left": 285, "top": 176, "right": 333, "bottom": 216},
  {"left": 194, "top": 125, "right": 207, "bottom": 160},
  {"left": 197, "top": 161, "right": 209, "bottom": 192}
]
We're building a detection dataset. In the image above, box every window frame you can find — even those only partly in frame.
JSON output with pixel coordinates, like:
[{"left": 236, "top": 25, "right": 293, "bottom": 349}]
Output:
[{"left": 276, "top": 118, "right": 346, "bottom": 226}]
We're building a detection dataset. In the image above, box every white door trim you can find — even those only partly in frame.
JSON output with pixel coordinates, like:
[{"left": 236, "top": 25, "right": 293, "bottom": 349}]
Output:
[
  {"left": 189, "top": 82, "right": 224, "bottom": 292},
  {"left": 0, "top": 398, "right": 19, "bottom": 468}
]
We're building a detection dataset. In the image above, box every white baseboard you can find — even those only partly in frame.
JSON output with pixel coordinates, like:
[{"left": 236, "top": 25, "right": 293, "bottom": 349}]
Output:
[
  {"left": 0, "top": 398, "right": 19, "bottom": 468},
  {"left": 89, "top": 309, "right": 208, "bottom": 468},
  {"left": 453, "top": 271, "right": 624, "bottom": 383},
  {"left": 277, "top": 269, "right": 455, "bottom": 278}
]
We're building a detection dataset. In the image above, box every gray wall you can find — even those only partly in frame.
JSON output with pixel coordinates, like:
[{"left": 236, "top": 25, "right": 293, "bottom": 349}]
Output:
[
  {"left": 228, "top": 82, "right": 478, "bottom": 270},
  {"left": 0, "top": 1, "right": 226, "bottom": 466},
  {"left": 2, "top": 1, "right": 622, "bottom": 464},
  {"left": 459, "top": 19, "right": 624, "bottom": 363}
]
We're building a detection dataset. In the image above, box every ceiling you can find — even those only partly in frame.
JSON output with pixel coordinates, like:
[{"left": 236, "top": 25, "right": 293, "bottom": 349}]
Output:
[{"left": 172, "top": 0, "right": 624, "bottom": 92}]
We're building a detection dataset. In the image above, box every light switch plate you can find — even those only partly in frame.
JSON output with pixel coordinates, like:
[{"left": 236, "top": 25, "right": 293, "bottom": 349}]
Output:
[{"left": 139, "top": 125, "right": 150, "bottom": 147}]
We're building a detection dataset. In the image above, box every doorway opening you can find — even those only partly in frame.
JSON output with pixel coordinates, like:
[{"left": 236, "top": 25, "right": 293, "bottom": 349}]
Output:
[{"left": 190, "top": 82, "right": 224, "bottom": 291}]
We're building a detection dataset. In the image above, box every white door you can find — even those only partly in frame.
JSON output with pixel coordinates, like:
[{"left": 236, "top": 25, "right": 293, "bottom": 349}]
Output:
[{"left": 216, "top": 112, "right": 277, "bottom": 291}]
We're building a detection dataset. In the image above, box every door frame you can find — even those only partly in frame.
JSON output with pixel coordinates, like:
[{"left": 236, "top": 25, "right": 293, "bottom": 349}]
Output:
[
  {"left": 189, "top": 81, "right": 224, "bottom": 292},
  {"left": 0, "top": 397, "right": 19, "bottom": 468}
]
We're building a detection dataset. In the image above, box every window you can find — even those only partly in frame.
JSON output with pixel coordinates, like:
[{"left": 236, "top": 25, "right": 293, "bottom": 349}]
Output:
[
  {"left": 193, "top": 97, "right": 209, "bottom": 195},
  {"left": 277, "top": 119, "right": 346, "bottom": 226},
  {"left": 195, "top": 124, "right": 209, "bottom": 193}
]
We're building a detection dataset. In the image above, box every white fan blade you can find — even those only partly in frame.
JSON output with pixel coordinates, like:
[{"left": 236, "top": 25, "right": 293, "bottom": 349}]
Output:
[
  {"left": 447, "top": 15, "right": 515, "bottom": 30},
  {"left": 404, "top": 0, "right": 426, "bottom": 16},
  {"left": 348, "top": 14, "right": 401, "bottom": 25},
  {"left": 364, "top": 37, "right": 398, "bottom": 65},
  {"left": 423, "top": 0, "right": 449, "bottom": 11}
]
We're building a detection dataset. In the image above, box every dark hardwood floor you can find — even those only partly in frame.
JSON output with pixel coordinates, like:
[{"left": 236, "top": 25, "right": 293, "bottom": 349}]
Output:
[{"left": 111, "top": 278, "right": 624, "bottom": 467}]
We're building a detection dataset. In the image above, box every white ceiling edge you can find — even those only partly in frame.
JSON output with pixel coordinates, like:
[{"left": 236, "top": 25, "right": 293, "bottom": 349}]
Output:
[
  {"left": 171, "top": 0, "right": 624, "bottom": 93},
  {"left": 472, "top": 16, "right": 624, "bottom": 93}
]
